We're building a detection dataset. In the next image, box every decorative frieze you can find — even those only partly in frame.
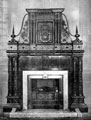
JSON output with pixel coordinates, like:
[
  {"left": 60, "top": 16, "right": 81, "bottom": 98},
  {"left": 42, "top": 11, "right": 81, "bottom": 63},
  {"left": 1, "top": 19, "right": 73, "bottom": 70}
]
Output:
[
  {"left": 8, "top": 45, "right": 17, "bottom": 51},
  {"left": 8, "top": 44, "right": 83, "bottom": 51}
]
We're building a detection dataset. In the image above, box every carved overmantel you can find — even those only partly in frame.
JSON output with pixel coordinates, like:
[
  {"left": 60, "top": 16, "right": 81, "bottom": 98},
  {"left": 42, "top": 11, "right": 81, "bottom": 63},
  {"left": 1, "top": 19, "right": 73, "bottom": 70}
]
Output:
[{"left": 3, "top": 8, "right": 88, "bottom": 112}]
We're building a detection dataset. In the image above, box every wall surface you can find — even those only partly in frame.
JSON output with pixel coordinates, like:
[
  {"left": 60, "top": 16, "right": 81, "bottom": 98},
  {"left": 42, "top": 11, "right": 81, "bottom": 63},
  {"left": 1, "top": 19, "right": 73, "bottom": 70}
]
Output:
[
  {"left": 0, "top": 0, "right": 8, "bottom": 106},
  {"left": 0, "top": 0, "right": 91, "bottom": 112}
]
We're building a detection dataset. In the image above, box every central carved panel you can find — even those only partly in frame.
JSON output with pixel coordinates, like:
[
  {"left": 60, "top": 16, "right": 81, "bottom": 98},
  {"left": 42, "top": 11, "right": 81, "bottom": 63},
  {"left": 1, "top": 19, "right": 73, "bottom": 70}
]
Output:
[{"left": 37, "top": 21, "right": 53, "bottom": 44}]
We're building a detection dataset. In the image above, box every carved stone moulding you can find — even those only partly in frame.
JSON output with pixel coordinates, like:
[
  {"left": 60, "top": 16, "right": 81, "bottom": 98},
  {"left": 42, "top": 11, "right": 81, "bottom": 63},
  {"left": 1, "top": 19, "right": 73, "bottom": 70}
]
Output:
[
  {"left": 26, "top": 8, "right": 65, "bottom": 13},
  {"left": 7, "top": 44, "right": 83, "bottom": 51}
]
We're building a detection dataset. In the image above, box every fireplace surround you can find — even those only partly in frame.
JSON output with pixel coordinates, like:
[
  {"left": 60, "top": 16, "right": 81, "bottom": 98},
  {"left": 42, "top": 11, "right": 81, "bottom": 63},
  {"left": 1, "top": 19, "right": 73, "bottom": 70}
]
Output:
[
  {"left": 3, "top": 8, "right": 88, "bottom": 112},
  {"left": 23, "top": 71, "right": 68, "bottom": 110}
]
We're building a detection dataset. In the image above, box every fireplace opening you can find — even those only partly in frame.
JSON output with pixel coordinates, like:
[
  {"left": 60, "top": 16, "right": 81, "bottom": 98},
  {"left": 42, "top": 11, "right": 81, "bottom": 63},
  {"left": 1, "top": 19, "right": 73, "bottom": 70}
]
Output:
[
  {"left": 23, "top": 71, "right": 68, "bottom": 110},
  {"left": 28, "top": 78, "right": 63, "bottom": 109}
]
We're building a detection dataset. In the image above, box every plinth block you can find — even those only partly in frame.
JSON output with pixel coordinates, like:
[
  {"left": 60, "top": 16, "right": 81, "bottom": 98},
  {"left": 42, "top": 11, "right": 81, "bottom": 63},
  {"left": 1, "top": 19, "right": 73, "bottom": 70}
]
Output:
[
  {"left": 71, "top": 103, "right": 88, "bottom": 112},
  {"left": 3, "top": 103, "right": 21, "bottom": 112}
]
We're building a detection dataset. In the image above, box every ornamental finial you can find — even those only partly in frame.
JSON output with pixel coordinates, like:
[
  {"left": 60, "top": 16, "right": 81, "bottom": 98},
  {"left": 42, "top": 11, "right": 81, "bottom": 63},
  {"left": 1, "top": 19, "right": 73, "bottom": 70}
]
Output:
[
  {"left": 75, "top": 25, "right": 80, "bottom": 39},
  {"left": 9, "top": 25, "right": 17, "bottom": 44},
  {"left": 11, "top": 25, "right": 16, "bottom": 39},
  {"left": 73, "top": 25, "right": 82, "bottom": 44},
  {"left": 76, "top": 25, "right": 78, "bottom": 34}
]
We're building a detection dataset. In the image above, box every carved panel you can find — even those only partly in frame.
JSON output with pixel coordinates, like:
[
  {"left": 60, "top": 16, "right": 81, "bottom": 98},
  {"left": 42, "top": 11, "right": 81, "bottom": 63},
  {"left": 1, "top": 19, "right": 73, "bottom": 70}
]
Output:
[
  {"left": 35, "top": 13, "right": 54, "bottom": 20},
  {"left": 19, "top": 15, "right": 29, "bottom": 43},
  {"left": 19, "top": 55, "right": 72, "bottom": 71},
  {"left": 36, "top": 21, "right": 53, "bottom": 44},
  {"left": 8, "top": 45, "right": 17, "bottom": 50},
  {"left": 61, "top": 45, "right": 72, "bottom": 50},
  {"left": 30, "top": 45, "right": 36, "bottom": 50},
  {"left": 61, "top": 30, "right": 72, "bottom": 43},
  {"left": 54, "top": 45, "right": 61, "bottom": 50},
  {"left": 36, "top": 45, "right": 53, "bottom": 50},
  {"left": 19, "top": 45, "right": 30, "bottom": 50},
  {"left": 73, "top": 45, "right": 83, "bottom": 50}
]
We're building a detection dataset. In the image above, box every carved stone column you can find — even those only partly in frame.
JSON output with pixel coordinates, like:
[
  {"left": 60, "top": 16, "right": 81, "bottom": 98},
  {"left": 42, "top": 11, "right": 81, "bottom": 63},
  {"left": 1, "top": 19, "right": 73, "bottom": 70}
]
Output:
[
  {"left": 78, "top": 56, "right": 88, "bottom": 112},
  {"left": 78, "top": 57, "right": 84, "bottom": 100},
  {"left": 73, "top": 57, "right": 77, "bottom": 97},
  {"left": 8, "top": 56, "right": 13, "bottom": 97},
  {"left": 13, "top": 56, "right": 18, "bottom": 96},
  {"left": 11, "top": 54, "right": 20, "bottom": 104},
  {"left": 71, "top": 55, "right": 88, "bottom": 112},
  {"left": 71, "top": 56, "right": 78, "bottom": 110}
]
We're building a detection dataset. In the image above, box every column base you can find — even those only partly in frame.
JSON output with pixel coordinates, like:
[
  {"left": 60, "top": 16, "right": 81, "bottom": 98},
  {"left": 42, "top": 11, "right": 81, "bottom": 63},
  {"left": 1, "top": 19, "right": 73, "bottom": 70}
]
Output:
[
  {"left": 71, "top": 103, "right": 88, "bottom": 112},
  {"left": 3, "top": 103, "right": 21, "bottom": 112}
]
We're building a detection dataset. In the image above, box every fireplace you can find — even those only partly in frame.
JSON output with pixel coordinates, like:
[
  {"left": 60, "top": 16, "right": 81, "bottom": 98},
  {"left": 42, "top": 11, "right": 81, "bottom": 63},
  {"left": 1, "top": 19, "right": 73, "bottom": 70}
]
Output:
[
  {"left": 30, "top": 78, "right": 60, "bottom": 109},
  {"left": 4, "top": 8, "right": 88, "bottom": 112},
  {"left": 23, "top": 71, "right": 68, "bottom": 110},
  {"left": 30, "top": 78, "right": 62, "bottom": 109}
]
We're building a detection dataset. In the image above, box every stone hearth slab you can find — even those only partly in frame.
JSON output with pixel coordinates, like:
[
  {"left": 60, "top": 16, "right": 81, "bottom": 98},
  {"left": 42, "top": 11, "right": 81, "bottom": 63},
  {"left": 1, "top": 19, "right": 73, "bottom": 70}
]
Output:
[{"left": 9, "top": 109, "right": 78, "bottom": 118}]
